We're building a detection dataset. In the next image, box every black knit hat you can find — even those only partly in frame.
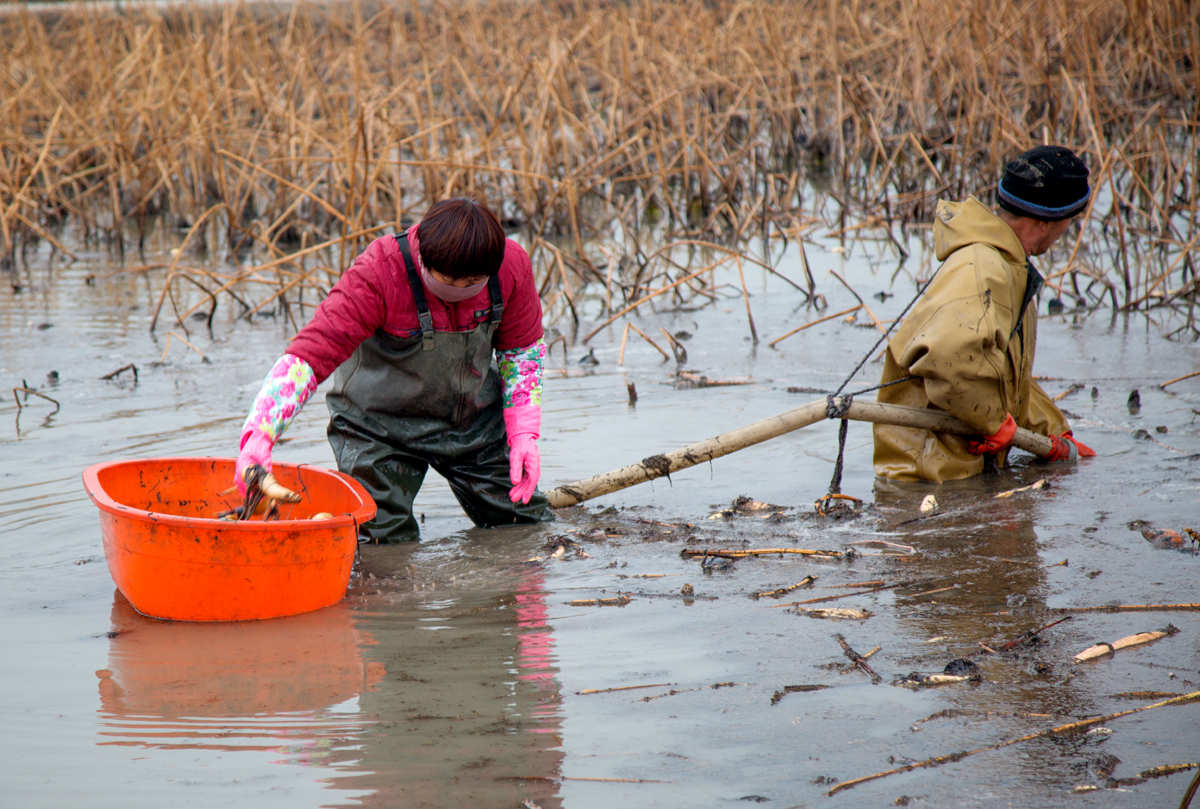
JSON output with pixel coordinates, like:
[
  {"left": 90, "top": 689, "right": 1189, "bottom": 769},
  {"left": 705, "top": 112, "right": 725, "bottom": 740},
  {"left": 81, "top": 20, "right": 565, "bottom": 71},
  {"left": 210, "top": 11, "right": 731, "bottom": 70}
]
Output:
[{"left": 998, "top": 145, "right": 1090, "bottom": 221}]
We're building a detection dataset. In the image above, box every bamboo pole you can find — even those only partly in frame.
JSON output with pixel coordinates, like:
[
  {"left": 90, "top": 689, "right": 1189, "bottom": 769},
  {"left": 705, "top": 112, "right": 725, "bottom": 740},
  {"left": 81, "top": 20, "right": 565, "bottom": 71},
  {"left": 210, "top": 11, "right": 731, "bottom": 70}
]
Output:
[{"left": 545, "top": 397, "right": 1055, "bottom": 507}]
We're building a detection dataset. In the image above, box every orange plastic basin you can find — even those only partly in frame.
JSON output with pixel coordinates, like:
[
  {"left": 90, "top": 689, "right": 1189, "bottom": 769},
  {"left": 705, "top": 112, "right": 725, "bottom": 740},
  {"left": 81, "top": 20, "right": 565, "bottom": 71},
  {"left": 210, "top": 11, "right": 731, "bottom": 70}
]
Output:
[{"left": 82, "top": 457, "right": 376, "bottom": 622}]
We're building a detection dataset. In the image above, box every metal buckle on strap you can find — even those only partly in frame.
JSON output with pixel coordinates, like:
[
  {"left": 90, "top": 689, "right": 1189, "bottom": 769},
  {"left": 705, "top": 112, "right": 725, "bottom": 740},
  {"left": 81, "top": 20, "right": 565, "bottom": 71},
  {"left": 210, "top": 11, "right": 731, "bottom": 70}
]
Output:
[{"left": 487, "top": 275, "right": 505, "bottom": 323}]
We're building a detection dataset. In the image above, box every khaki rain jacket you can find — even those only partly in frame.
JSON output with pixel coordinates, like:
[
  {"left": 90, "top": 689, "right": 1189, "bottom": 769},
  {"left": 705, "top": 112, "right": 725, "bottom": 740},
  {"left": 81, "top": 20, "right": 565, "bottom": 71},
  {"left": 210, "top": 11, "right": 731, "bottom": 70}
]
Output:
[{"left": 873, "top": 196, "right": 1069, "bottom": 482}]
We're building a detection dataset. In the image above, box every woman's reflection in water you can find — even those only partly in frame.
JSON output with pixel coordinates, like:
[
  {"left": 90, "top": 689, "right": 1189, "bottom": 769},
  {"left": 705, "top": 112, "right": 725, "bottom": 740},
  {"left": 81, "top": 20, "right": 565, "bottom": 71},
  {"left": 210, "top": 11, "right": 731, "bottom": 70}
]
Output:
[{"left": 328, "top": 532, "right": 565, "bottom": 808}]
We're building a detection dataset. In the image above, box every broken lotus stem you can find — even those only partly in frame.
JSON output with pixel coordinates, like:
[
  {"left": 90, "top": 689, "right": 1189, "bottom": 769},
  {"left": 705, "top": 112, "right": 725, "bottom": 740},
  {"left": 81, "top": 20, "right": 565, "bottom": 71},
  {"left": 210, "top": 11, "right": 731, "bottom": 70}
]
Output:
[
  {"left": 219, "top": 464, "right": 303, "bottom": 521},
  {"left": 1073, "top": 625, "right": 1179, "bottom": 662}
]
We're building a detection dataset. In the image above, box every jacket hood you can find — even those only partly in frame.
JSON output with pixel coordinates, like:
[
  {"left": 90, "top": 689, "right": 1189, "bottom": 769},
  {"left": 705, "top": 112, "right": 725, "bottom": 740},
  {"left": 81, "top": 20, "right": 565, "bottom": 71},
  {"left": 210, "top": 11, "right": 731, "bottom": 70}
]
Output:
[{"left": 934, "top": 196, "right": 1026, "bottom": 264}]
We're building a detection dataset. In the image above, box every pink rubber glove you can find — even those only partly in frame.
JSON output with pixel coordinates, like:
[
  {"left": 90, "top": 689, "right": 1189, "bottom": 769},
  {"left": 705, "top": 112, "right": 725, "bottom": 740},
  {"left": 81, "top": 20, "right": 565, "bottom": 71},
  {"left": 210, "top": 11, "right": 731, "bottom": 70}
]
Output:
[
  {"left": 504, "top": 405, "right": 541, "bottom": 504},
  {"left": 235, "top": 430, "right": 274, "bottom": 497}
]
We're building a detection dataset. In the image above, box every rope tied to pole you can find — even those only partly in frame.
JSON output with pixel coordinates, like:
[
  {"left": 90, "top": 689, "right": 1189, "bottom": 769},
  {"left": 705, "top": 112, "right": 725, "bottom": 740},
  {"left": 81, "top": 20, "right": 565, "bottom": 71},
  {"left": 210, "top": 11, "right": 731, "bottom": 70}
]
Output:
[
  {"left": 818, "top": 266, "right": 941, "bottom": 503},
  {"left": 826, "top": 394, "right": 853, "bottom": 496}
]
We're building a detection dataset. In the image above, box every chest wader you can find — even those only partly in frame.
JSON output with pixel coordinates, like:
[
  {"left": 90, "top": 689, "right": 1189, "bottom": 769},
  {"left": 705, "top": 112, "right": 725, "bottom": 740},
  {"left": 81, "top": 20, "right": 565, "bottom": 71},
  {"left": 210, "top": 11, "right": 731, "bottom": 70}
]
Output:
[{"left": 325, "top": 232, "right": 552, "bottom": 542}]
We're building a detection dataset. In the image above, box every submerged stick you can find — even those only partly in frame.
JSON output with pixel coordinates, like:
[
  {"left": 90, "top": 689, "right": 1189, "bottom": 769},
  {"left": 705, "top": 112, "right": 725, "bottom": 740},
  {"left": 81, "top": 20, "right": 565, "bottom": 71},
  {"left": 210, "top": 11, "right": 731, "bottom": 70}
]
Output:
[
  {"left": 751, "top": 576, "right": 816, "bottom": 599},
  {"left": 12, "top": 387, "right": 60, "bottom": 414},
  {"left": 827, "top": 690, "right": 1200, "bottom": 795},
  {"left": 577, "top": 682, "right": 676, "bottom": 695},
  {"left": 546, "top": 397, "right": 1054, "bottom": 507},
  {"left": 682, "top": 547, "right": 843, "bottom": 559},
  {"left": 992, "top": 616, "right": 1073, "bottom": 652},
  {"left": 1053, "top": 604, "right": 1200, "bottom": 614},
  {"left": 834, "top": 633, "right": 882, "bottom": 684},
  {"left": 628, "top": 322, "right": 670, "bottom": 361},
  {"left": 772, "top": 581, "right": 909, "bottom": 608}
]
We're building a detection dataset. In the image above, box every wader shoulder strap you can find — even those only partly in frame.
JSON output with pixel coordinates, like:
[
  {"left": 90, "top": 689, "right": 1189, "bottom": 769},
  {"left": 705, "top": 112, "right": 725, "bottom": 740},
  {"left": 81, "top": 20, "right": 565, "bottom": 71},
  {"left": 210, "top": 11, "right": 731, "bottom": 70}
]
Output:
[
  {"left": 487, "top": 275, "right": 505, "bottom": 323},
  {"left": 1009, "top": 259, "right": 1044, "bottom": 348},
  {"left": 394, "top": 230, "right": 435, "bottom": 351}
]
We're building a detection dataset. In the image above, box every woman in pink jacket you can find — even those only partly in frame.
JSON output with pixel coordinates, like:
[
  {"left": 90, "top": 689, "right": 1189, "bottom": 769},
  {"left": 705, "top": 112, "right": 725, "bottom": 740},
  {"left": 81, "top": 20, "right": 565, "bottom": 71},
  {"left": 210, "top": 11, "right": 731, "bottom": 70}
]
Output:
[{"left": 234, "top": 197, "right": 551, "bottom": 541}]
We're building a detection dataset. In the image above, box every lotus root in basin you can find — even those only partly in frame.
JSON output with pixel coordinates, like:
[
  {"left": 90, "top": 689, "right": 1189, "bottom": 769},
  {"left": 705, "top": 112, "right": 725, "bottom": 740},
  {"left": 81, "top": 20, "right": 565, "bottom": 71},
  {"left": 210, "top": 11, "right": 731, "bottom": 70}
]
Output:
[{"left": 82, "top": 457, "right": 376, "bottom": 622}]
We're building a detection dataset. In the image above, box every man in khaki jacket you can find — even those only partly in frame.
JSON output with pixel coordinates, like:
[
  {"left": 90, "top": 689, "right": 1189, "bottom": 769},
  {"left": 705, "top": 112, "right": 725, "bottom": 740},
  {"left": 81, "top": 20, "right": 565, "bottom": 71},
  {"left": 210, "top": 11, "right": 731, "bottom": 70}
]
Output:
[{"left": 874, "top": 145, "right": 1096, "bottom": 483}]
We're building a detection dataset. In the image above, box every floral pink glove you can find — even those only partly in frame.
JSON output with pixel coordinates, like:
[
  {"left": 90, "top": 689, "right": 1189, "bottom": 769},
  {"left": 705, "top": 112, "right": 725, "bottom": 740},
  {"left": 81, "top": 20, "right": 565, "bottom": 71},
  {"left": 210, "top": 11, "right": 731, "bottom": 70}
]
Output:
[
  {"left": 504, "top": 404, "right": 541, "bottom": 504},
  {"left": 234, "top": 354, "right": 318, "bottom": 495}
]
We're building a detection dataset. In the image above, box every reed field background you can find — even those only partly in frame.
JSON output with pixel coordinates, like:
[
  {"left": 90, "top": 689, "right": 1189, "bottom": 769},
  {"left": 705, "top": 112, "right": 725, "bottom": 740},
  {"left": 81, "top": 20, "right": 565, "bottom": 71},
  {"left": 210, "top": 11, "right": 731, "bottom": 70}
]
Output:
[{"left": 0, "top": 0, "right": 1196, "bottom": 337}]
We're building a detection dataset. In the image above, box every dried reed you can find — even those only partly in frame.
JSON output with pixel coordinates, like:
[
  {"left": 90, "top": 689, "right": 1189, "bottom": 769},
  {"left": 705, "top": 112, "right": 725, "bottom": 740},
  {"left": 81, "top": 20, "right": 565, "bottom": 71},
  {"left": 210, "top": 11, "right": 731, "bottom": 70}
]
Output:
[{"left": 0, "top": 0, "right": 1195, "bottom": 333}]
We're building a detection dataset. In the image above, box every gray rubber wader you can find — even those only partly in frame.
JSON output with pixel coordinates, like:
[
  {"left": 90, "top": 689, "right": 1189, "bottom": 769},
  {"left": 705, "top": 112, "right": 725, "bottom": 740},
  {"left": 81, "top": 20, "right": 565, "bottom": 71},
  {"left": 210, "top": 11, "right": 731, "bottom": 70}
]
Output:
[{"left": 325, "top": 231, "right": 552, "bottom": 542}]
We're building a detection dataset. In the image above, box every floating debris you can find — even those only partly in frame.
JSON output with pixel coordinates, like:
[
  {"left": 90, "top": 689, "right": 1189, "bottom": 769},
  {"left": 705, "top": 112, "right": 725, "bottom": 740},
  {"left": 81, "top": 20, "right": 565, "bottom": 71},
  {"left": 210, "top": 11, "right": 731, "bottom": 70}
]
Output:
[
  {"left": 792, "top": 607, "right": 871, "bottom": 620},
  {"left": 919, "top": 494, "right": 938, "bottom": 513},
  {"left": 682, "top": 547, "right": 844, "bottom": 560},
  {"left": 1142, "top": 528, "right": 1186, "bottom": 548},
  {"left": 566, "top": 596, "right": 631, "bottom": 607},
  {"left": 611, "top": 589, "right": 718, "bottom": 601},
  {"left": 982, "top": 616, "right": 1073, "bottom": 654},
  {"left": 577, "top": 682, "right": 676, "bottom": 696},
  {"left": 99, "top": 363, "right": 138, "bottom": 383},
  {"left": 909, "top": 707, "right": 1056, "bottom": 730},
  {"left": 770, "top": 684, "right": 829, "bottom": 705},
  {"left": 640, "top": 681, "right": 743, "bottom": 702},
  {"left": 676, "top": 370, "right": 754, "bottom": 389},
  {"left": 846, "top": 539, "right": 915, "bottom": 555},
  {"left": 1053, "top": 383, "right": 1086, "bottom": 402},
  {"left": 994, "top": 479, "right": 1048, "bottom": 499},
  {"left": 772, "top": 581, "right": 912, "bottom": 609},
  {"left": 701, "top": 555, "right": 737, "bottom": 573},
  {"left": 814, "top": 492, "right": 862, "bottom": 517},
  {"left": 1073, "top": 625, "right": 1179, "bottom": 662},
  {"left": 833, "top": 633, "right": 882, "bottom": 684},
  {"left": 752, "top": 576, "right": 816, "bottom": 600},
  {"left": 826, "top": 690, "right": 1200, "bottom": 795},
  {"left": 527, "top": 535, "right": 591, "bottom": 562},
  {"left": 1054, "top": 603, "right": 1200, "bottom": 614},
  {"left": 707, "top": 495, "right": 789, "bottom": 520},
  {"left": 896, "top": 659, "right": 981, "bottom": 689}
]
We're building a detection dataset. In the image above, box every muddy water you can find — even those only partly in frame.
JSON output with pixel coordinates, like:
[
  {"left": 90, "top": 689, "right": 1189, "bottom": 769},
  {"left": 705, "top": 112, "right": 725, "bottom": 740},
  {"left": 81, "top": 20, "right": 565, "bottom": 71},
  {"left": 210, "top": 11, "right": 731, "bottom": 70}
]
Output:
[{"left": 2, "top": 221, "right": 1199, "bottom": 808}]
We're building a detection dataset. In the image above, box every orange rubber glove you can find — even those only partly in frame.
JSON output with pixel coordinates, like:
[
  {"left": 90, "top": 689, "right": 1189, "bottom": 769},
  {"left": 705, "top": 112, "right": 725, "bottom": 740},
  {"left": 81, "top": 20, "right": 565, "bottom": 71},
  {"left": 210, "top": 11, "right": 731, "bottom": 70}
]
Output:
[
  {"left": 1045, "top": 431, "right": 1095, "bottom": 462},
  {"left": 966, "top": 414, "right": 1017, "bottom": 455}
]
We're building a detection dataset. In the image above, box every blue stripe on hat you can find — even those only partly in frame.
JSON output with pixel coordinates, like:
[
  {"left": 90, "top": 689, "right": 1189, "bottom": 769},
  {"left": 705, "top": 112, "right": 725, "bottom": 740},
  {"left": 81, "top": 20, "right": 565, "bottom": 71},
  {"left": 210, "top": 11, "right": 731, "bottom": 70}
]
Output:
[{"left": 998, "top": 179, "right": 1090, "bottom": 218}]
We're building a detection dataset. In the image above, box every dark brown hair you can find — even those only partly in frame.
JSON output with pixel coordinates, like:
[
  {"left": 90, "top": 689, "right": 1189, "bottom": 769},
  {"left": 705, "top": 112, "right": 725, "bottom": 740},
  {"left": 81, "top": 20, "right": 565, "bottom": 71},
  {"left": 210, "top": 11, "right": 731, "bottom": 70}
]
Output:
[{"left": 416, "top": 197, "right": 506, "bottom": 278}]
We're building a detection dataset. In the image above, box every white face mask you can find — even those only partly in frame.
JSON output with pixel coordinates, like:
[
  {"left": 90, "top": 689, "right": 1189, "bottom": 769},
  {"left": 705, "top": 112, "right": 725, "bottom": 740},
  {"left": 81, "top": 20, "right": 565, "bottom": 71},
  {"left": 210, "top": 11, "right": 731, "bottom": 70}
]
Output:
[{"left": 418, "top": 263, "right": 487, "bottom": 303}]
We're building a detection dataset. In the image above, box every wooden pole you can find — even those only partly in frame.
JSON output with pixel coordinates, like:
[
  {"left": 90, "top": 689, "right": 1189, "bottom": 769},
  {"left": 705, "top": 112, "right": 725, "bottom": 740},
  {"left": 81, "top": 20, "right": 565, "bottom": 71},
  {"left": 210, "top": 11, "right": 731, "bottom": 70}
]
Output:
[{"left": 546, "top": 398, "right": 1056, "bottom": 508}]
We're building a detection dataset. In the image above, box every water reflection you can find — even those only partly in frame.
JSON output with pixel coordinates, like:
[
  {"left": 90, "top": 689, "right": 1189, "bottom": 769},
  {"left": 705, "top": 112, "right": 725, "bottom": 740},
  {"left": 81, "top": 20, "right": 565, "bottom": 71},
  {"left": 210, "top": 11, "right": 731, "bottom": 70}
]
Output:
[
  {"left": 876, "top": 469, "right": 1097, "bottom": 719},
  {"left": 329, "top": 532, "right": 565, "bottom": 807},
  {"left": 96, "top": 592, "right": 383, "bottom": 762}
]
